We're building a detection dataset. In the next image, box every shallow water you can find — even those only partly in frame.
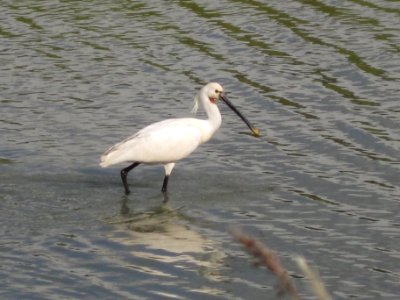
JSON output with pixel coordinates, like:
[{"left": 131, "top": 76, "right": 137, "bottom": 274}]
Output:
[{"left": 1, "top": 0, "right": 399, "bottom": 299}]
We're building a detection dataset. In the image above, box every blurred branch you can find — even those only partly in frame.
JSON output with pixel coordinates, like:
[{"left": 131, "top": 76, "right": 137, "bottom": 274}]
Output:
[
  {"left": 232, "top": 229, "right": 301, "bottom": 300},
  {"left": 233, "top": 229, "right": 332, "bottom": 300},
  {"left": 295, "top": 256, "right": 332, "bottom": 300}
]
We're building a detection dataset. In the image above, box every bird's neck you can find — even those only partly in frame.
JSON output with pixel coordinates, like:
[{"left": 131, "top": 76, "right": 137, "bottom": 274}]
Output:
[
  {"left": 195, "top": 93, "right": 222, "bottom": 143},
  {"left": 203, "top": 98, "right": 222, "bottom": 131}
]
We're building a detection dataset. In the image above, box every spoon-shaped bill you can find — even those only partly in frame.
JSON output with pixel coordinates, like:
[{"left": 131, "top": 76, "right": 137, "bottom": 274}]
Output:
[{"left": 220, "top": 94, "right": 260, "bottom": 137}]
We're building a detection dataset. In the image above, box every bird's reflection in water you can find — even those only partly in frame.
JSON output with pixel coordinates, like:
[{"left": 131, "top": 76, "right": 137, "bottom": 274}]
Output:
[{"left": 106, "top": 194, "right": 226, "bottom": 282}]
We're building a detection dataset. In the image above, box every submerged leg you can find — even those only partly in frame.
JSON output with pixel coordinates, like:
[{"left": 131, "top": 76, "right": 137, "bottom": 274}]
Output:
[
  {"left": 120, "top": 162, "right": 140, "bottom": 195},
  {"left": 161, "top": 175, "right": 169, "bottom": 193},
  {"left": 161, "top": 163, "right": 175, "bottom": 194}
]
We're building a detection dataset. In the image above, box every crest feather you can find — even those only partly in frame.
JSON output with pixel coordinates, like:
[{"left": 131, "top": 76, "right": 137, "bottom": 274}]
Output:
[{"left": 191, "top": 93, "right": 199, "bottom": 114}]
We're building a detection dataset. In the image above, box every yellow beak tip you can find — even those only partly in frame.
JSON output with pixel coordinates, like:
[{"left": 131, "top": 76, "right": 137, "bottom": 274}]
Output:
[{"left": 251, "top": 127, "right": 260, "bottom": 137}]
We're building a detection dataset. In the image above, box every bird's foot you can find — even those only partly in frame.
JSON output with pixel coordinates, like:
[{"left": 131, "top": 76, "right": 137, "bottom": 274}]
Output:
[{"left": 162, "top": 192, "right": 169, "bottom": 203}]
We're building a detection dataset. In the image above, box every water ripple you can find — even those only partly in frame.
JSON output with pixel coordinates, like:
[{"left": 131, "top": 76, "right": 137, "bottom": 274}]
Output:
[{"left": 1, "top": 0, "right": 400, "bottom": 299}]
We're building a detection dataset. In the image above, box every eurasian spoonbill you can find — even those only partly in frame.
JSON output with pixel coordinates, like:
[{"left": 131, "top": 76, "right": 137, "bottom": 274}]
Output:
[{"left": 100, "top": 82, "right": 259, "bottom": 195}]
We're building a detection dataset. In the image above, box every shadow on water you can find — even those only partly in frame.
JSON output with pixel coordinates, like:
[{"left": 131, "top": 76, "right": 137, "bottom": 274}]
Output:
[{"left": 104, "top": 194, "right": 228, "bottom": 284}]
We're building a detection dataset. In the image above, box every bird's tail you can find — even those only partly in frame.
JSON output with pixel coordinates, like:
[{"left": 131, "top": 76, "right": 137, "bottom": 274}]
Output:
[
  {"left": 100, "top": 147, "right": 125, "bottom": 167},
  {"left": 99, "top": 155, "right": 110, "bottom": 168},
  {"left": 99, "top": 151, "right": 116, "bottom": 167}
]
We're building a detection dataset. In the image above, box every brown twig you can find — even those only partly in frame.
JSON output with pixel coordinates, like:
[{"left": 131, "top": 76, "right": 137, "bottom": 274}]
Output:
[{"left": 232, "top": 229, "right": 301, "bottom": 300}]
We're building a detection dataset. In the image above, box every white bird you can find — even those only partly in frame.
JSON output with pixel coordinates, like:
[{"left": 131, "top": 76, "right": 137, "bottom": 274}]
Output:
[{"left": 100, "top": 82, "right": 259, "bottom": 195}]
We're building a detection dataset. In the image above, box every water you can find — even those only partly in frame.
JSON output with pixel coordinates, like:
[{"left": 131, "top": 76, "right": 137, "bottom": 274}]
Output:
[{"left": 1, "top": 0, "right": 399, "bottom": 299}]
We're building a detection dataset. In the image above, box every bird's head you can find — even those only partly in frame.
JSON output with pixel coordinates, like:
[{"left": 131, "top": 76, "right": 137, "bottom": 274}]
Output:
[
  {"left": 205, "top": 82, "right": 224, "bottom": 104},
  {"left": 192, "top": 82, "right": 224, "bottom": 114},
  {"left": 192, "top": 82, "right": 260, "bottom": 137}
]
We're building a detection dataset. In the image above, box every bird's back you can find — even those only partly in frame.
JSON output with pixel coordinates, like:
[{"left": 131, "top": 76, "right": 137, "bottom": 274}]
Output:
[{"left": 100, "top": 118, "right": 207, "bottom": 167}]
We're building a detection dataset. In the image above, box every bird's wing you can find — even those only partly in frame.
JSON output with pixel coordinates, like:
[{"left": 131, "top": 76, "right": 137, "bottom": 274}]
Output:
[{"left": 100, "top": 118, "right": 204, "bottom": 166}]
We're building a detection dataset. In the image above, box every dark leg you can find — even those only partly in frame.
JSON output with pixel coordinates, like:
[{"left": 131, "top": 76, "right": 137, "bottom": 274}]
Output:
[
  {"left": 161, "top": 175, "right": 169, "bottom": 194},
  {"left": 120, "top": 162, "right": 140, "bottom": 195}
]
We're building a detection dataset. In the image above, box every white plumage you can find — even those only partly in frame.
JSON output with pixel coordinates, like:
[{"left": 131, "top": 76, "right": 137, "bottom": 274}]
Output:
[
  {"left": 101, "top": 118, "right": 209, "bottom": 167},
  {"left": 100, "top": 82, "right": 259, "bottom": 195}
]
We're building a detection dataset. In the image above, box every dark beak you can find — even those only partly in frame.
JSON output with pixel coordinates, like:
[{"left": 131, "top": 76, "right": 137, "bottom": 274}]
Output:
[{"left": 220, "top": 94, "right": 260, "bottom": 137}]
